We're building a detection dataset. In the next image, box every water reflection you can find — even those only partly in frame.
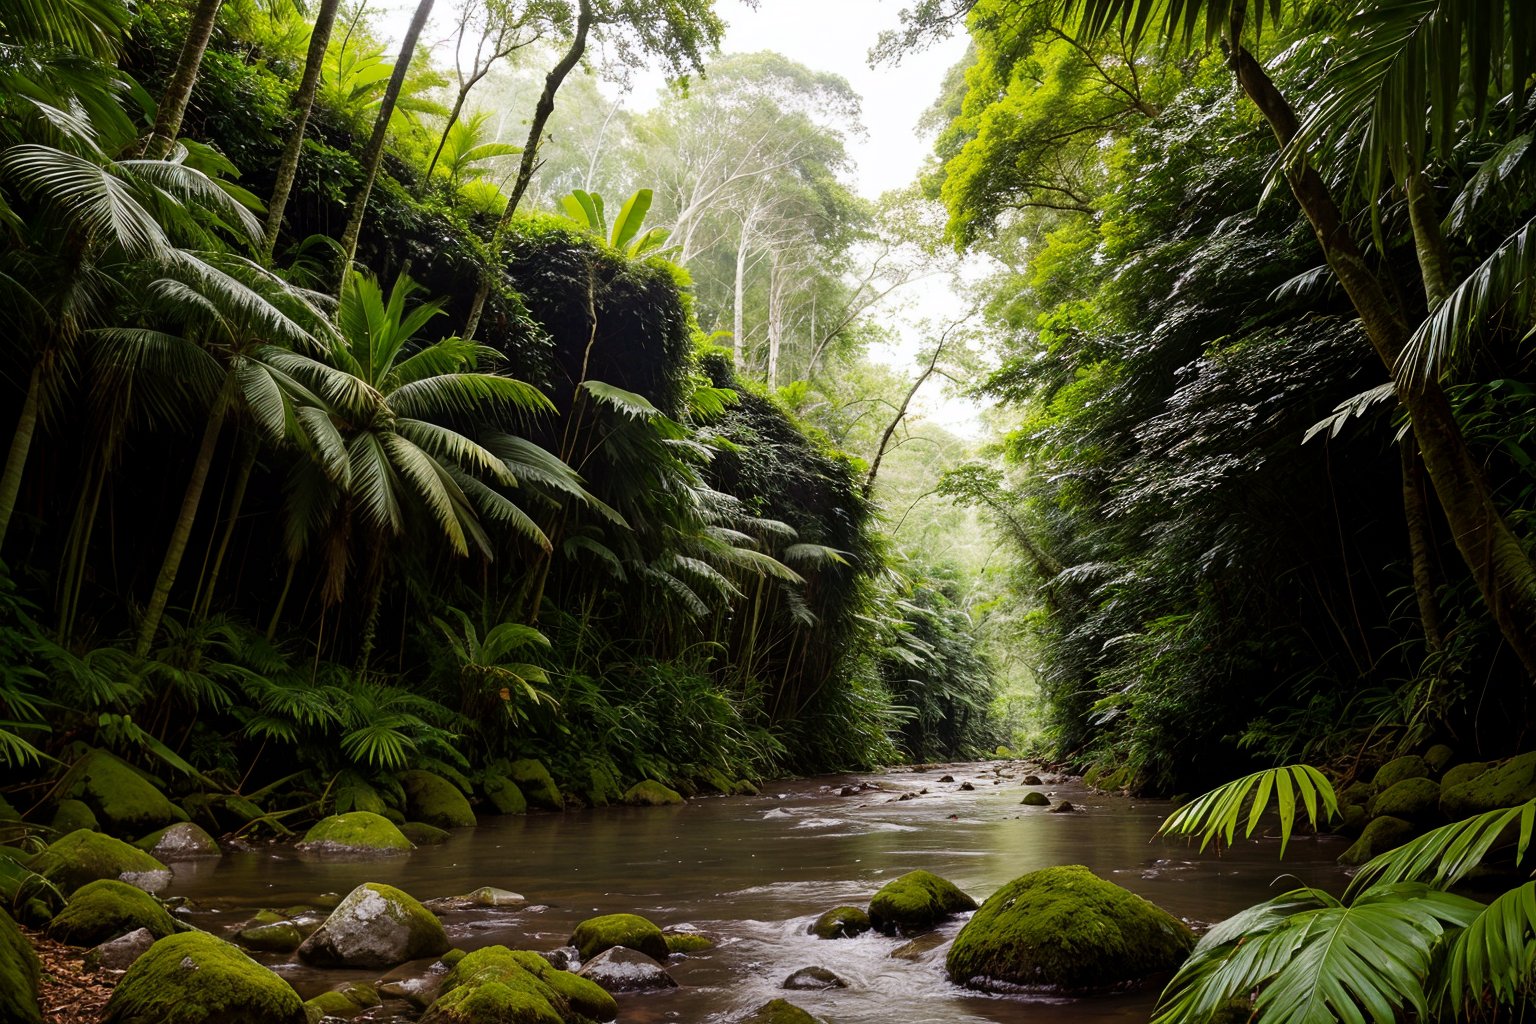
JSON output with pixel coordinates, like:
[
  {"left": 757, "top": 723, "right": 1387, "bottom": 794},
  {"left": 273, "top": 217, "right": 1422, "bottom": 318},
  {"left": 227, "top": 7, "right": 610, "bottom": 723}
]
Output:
[{"left": 167, "top": 765, "right": 1351, "bottom": 1022}]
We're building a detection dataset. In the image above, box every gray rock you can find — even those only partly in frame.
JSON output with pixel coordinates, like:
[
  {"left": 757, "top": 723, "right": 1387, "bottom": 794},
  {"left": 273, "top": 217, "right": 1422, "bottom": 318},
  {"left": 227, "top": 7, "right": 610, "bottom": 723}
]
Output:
[
  {"left": 136, "top": 822, "right": 221, "bottom": 862},
  {"left": 783, "top": 966, "right": 847, "bottom": 990},
  {"left": 577, "top": 946, "right": 677, "bottom": 993},
  {"left": 538, "top": 945, "right": 581, "bottom": 971},
  {"left": 85, "top": 927, "right": 156, "bottom": 971},
  {"left": 297, "top": 883, "right": 449, "bottom": 969},
  {"left": 118, "top": 869, "right": 172, "bottom": 893},
  {"left": 425, "top": 886, "right": 525, "bottom": 912},
  {"left": 1049, "top": 801, "right": 1076, "bottom": 813},
  {"left": 1021, "top": 775, "right": 1043, "bottom": 786}
]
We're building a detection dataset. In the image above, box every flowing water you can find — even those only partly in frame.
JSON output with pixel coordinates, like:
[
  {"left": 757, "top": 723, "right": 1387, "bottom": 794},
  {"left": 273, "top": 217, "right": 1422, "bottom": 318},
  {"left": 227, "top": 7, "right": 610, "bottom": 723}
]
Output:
[{"left": 164, "top": 763, "right": 1351, "bottom": 1024}]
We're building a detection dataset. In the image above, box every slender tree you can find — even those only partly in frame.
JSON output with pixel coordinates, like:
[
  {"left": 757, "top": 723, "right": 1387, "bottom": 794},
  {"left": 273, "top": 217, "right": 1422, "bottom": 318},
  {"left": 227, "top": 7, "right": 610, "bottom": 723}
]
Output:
[
  {"left": 143, "top": 0, "right": 225, "bottom": 159},
  {"left": 263, "top": 0, "right": 342, "bottom": 257}
]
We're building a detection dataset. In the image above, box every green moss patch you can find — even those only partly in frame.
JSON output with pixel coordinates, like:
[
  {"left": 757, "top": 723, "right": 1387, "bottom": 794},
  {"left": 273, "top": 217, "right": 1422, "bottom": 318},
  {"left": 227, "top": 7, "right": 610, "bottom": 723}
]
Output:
[
  {"left": 1440, "top": 751, "right": 1536, "bottom": 819},
  {"left": 236, "top": 920, "right": 304, "bottom": 953},
  {"left": 944, "top": 865, "right": 1193, "bottom": 993},
  {"left": 1339, "top": 814, "right": 1417, "bottom": 865},
  {"left": 30, "top": 830, "right": 167, "bottom": 894},
  {"left": 622, "top": 780, "right": 683, "bottom": 807},
  {"left": 868, "top": 870, "right": 976, "bottom": 935},
  {"left": 1372, "top": 755, "right": 1429, "bottom": 790},
  {"left": 399, "top": 772, "right": 477, "bottom": 829},
  {"left": 740, "top": 999, "right": 825, "bottom": 1024},
  {"left": 1367, "top": 777, "right": 1440, "bottom": 822},
  {"left": 1, "top": 908, "right": 41, "bottom": 1024},
  {"left": 482, "top": 774, "right": 527, "bottom": 815},
  {"left": 507, "top": 760, "right": 564, "bottom": 811},
  {"left": 1021, "top": 792, "right": 1050, "bottom": 807},
  {"left": 50, "top": 799, "right": 99, "bottom": 835},
  {"left": 47, "top": 879, "right": 179, "bottom": 947},
  {"left": 421, "top": 945, "right": 617, "bottom": 1024},
  {"left": 663, "top": 930, "right": 714, "bottom": 953},
  {"left": 569, "top": 912, "right": 669, "bottom": 961},
  {"left": 298, "top": 812, "right": 414, "bottom": 855},
  {"left": 808, "top": 906, "right": 871, "bottom": 940},
  {"left": 102, "top": 932, "right": 306, "bottom": 1024},
  {"left": 400, "top": 821, "right": 451, "bottom": 845},
  {"left": 59, "top": 750, "right": 186, "bottom": 835}
]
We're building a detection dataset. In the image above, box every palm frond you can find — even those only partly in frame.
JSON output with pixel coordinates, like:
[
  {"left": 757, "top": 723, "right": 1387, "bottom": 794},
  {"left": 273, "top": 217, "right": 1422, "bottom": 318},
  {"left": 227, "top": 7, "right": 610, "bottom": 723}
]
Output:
[
  {"left": 1302, "top": 382, "right": 1399, "bottom": 443},
  {"left": 1345, "top": 798, "right": 1536, "bottom": 897},
  {"left": 584, "top": 379, "right": 662, "bottom": 419},
  {"left": 1159, "top": 763, "right": 1339, "bottom": 855},
  {"left": 390, "top": 372, "right": 554, "bottom": 421}
]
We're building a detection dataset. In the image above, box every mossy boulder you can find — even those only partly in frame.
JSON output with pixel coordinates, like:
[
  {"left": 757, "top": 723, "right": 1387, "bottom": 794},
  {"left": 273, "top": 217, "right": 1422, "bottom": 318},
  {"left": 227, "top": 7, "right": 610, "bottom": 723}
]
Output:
[
  {"left": 622, "top": 780, "right": 683, "bottom": 807},
  {"left": 1372, "top": 755, "right": 1430, "bottom": 790},
  {"left": 1339, "top": 780, "right": 1376, "bottom": 807},
  {"left": 1, "top": 908, "right": 40, "bottom": 1024},
  {"left": 783, "top": 966, "right": 846, "bottom": 990},
  {"left": 298, "top": 812, "right": 414, "bottom": 856},
  {"left": 236, "top": 920, "right": 304, "bottom": 954},
  {"left": 297, "top": 883, "right": 449, "bottom": 968},
  {"left": 59, "top": 750, "right": 186, "bottom": 835},
  {"left": 30, "top": 830, "right": 168, "bottom": 894},
  {"left": 663, "top": 930, "right": 714, "bottom": 953},
  {"left": 569, "top": 913, "right": 669, "bottom": 961},
  {"left": 944, "top": 865, "right": 1193, "bottom": 993},
  {"left": 51, "top": 799, "right": 99, "bottom": 835},
  {"left": 421, "top": 945, "right": 617, "bottom": 1024},
  {"left": 740, "top": 999, "right": 825, "bottom": 1024},
  {"left": 101, "top": 932, "right": 306, "bottom": 1024},
  {"left": 482, "top": 774, "right": 528, "bottom": 815},
  {"left": 1442, "top": 761, "right": 1488, "bottom": 792},
  {"left": 507, "top": 760, "right": 564, "bottom": 811},
  {"left": 399, "top": 772, "right": 476, "bottom": 830},
  {"left": 578, "top": 947, "right": 677, "bottom": 992},
  {"left": 134, "top": 822, "right": 221, "bottom": 861},
  {"left": 698, "top": 768, "right": 738, "bottom": 796},
  {"left": 1424, "top": 744, "right": 1455, "bottom": 772},
  {"left": 734, "top": 779, "right": 760, "bottom": 796},
  {"left": 303, "top": 983, "right": 378, "bottom": 1020},
  {"left": 1021, "top": 792, "right": 1050, "bottom": 807},
  {"left": 1338, "top": 804, "right": 1368, "bottom": 835},
  {"left": 1339, "top": 815, "right": 1416, "bottom": 865},
  {"left": 808, "top": 906, "right": 871, "bottom": 940},
  {"left": 47, "top": 879, "right": 179, "bottom": 947},
  {"left": 1440, "top": 752, "right": 1536, "bottom": 819},
  {"left": 401, "top": 821, "right": 451, "bottom": 846},
  {"left": 1367, "top": 777, "right": 1441, "bottom": 823},
  {"left": 868, "top": 870, "right": 977, "bottom": 935}
]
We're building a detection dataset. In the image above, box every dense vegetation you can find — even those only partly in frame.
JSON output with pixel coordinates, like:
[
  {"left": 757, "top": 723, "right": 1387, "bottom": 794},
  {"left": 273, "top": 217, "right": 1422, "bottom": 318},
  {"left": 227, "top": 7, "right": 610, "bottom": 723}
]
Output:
[{"left": 0, "top": 0, "right": 1003, "bottom": 856}]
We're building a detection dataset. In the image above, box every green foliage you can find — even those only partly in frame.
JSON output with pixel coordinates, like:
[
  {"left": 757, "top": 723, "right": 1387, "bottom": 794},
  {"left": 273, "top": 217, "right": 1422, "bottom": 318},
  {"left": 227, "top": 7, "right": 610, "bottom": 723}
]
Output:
[{"left": 1158, "top": 765, "right": 1338, "bottom": 856}]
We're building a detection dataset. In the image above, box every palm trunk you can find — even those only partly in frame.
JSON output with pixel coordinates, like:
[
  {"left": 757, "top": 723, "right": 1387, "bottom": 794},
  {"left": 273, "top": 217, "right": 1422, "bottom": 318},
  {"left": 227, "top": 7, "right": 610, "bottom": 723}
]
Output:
[
  {"left": 196, "top": 440, "right": 257, "bottom": 619},
  {"left": 1230, "top": 44, "right": 1536, "bottom": 678},
  {"left": 336, "top": 0, "right": 436, "bottom": 285},
  {"left": 144, "top": 0, "right": 225, "bottom": 159},
  {"left": 0, "top": 363, "right": 42, "bottom": 553},
  {"left": 263, "top": 0, "right": 341, "bottom": 258},
  {"left": 136, "top": 391, "right": 229, "bottom": 657},
  {"left": 463, "top": 0, "right": 594, "bottom": 338},
  {"left": 1401, "top": 439, "right": 1443, "bottom": 653}
]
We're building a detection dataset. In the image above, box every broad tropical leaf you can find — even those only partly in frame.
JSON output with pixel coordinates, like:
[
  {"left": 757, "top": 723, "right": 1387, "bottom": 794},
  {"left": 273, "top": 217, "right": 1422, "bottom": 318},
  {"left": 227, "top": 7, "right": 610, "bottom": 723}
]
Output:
[{"left": 1159, "top": 763, "right": 1338, "bottom": 854}]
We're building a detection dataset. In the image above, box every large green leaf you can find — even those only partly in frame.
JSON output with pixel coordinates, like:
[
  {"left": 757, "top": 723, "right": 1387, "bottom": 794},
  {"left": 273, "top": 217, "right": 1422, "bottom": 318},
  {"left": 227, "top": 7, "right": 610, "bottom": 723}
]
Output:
[{"left": 1159, "top": 763, "right": 1338, "bottom": 855}]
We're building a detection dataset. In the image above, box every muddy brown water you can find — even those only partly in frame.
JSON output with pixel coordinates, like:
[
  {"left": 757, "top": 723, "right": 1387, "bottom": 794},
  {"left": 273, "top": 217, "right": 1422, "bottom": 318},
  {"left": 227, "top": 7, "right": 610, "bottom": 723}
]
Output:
[{"left": 163, "top": 763, "right": 1351, "bottom": 1024}]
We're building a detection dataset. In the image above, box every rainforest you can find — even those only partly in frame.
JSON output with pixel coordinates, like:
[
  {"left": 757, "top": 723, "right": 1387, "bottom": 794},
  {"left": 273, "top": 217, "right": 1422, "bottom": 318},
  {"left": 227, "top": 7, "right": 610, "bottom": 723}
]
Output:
[{"left": 1, "top": 0, "right": 1534, "bottom": 1022}]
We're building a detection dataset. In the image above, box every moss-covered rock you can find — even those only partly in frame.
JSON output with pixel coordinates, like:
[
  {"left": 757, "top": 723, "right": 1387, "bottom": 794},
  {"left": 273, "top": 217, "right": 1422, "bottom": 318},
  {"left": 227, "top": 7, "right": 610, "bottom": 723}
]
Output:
[
  {"left": 297, "top": 883, "right": 449, "bottom": 968},
  {"left": 578, "top": 947, "right": 677, "bottom": 992},
  {"left": 1339, "top": 780, "right": 1376, "bottom": 807},
  {"left": 733, "top": 779, "right": 760, "bottom": 796},
  {"left": 1338, "top": 815, "right": 1416, "bottom": 865},
  {"left": 1337, "top": 803, "right": 1367, "bottom": 835},
  {"left": 399, "top": 772, "right": 476, "bottom": 830},
  {"left": 739, "top": 999, "right": 825, "bottom": 1024},
  {"left": 102, "top": 932, "right": 306, "bottom": 1024},
  {"left": 698, "top": 768, "right": 737, "bottom": 796},
  {"left": 0, "top": 908, "right": 40, "bottom": 1024},
  {"left": 507, "top": 760, "right": 564, "bottom": 811},
  {"left": 868, "top": 870, "right": 976, "bottom": 935},
  {"left": 783, "top": 966, "right": 846, "bottom": 990},
  {"left": 569, "top": 913, "right": 669, "bottom": 961},
  {"left": 664, "top": 930, "right": 714, "bottom": 953},
  {"left": 1372, "top": 755, "right": 1429, "bottom": 790},
  {"left": 50, "top": 799, "right": 99, "bottom": 835},
  {"left": 298, "top": 812, "right": 414, "bottom": 856},
  {"left": 58, "top": 750, "right": 186, "bottom": 835},
  {"left": 302, "top": 983, "right": 378, "bottom": 1020},
  {"left": 134, "top": 822, "right": 221, "bottom": 861},
  {"left": 236, "top": 920, "right": 304, "bottom": 954},
  {"left": 421, "top": 945, "right": 617, "bottom": 1024},
  {"left": 622, "top": 780, "right": 683, "bottom": 807},
  {"left": 47, "top": 879, "right": 179, "bottom": 947},
  {"left": 808, "top": 906, "right": 871, "bottom": 940},
  {"left": 573, "top": 759, "right": 624, "bottom": 807},
  {"left": 1367, "top": 777, "right": 1441, "bottom": 823},
  {"left": 400, "top": 821, "right": 450, "bottom": 846},
  {"left": 944, "top": 865, "right": 1193, "bottom": 993},
  {"left": 1424, "top": 744, "right": 1455, "bottom": 772},
  {"left": 1441, "top": 761, "right": 1488, "bottom": 792},
  {"left": 30, "top": 830, "right": 168, "bottom": 894},
  {"left": 482, "top": 774, "right": 527, "bottom": 815},
  {"left": 1020, "top": 792, "right": 1050, "bottom": 807},
  {"left": 1440, "top": 752, "right": 1536, "bottom": 819}
]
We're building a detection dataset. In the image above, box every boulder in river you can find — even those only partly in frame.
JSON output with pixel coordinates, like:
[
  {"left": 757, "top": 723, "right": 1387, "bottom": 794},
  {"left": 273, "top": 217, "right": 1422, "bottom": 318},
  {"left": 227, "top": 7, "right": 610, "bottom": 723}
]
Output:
[
  {"left": 297, "top": 811, "right": 414, "bottom": 856},
  {"left": 101, "top": 932, "right": 306, "bottom": 1024},
  {"left": 1049, "top": 801, "right": 1076, "bottom": 813},
  {"left": 421, "top": 945, "right": 617, "bottom": 1024},
  {"left": 623, "top": 780, "right": 684, "bottom": 806},
  {"left": 47, "top": 879, "right": 179, "bottom": 947},
  {"left": 783, "top": 966, "right": 847, "bottom": 990},
  {"left": 303, "top": 982, "right": 380, "bottom": 1020},
  {"left": 236, "top": 919, "right": 305, "bottom": 954},
  {"left": 808, "top": 906, "right": 871, "bottom": 939},
  {"left": 570, "top": 912, "right": 669, "bottom": 961},
  {"left": 1338, "top": 815, "right": 1416, "bottom": 866},
  {"left": 868, "top": 870, "right": 977, "bottom": 935},
  {"left": 400, "top": 771, "right": 477, "bottom": 829},
  {"left": 58, "top": 749, "right": 187, "bottom": 835},
  {"left": 944, "top": 864, "right": 1194, "bottom": 993},
  {"left": 1, "top": 908, "right": 40, "bottom": 1024},
  {"left": 50, "top": 799, "right": 99, "bottom": 835},
  {"left": 1021, "top": 775, "right": 1043, "bottom": 786},
  {"left": 298, "top": 882, "right": 449, "bottom": 968},
  {"left": 85, "top": 927, "right": 157, "bottom": 972},
  {"left": 30, "top": 830, "right": 168, "bottom": 895},
  {"left": 133, "top": 822, "right": 221, "bottom": 861},
  {"left": 1020, "top": 792, "right": 1050, "bottom": 807},
  {"left": 664, "top": 930, "right": 713, "bottom": 954},
  {"left": 507, "top": 758, "right": 565, "bottom": 811},
  {"left": 740, "top": 999, "right": 826, "bottom": 1024},
  {"left": 481, "top": 772, "right": 528, "bottom": 815},
  {"left": 578, "top": 946, "right": 677, "bottom": 992},
  {"left": 1367, "top": 777, "right": 1440, "bottom": 823}
]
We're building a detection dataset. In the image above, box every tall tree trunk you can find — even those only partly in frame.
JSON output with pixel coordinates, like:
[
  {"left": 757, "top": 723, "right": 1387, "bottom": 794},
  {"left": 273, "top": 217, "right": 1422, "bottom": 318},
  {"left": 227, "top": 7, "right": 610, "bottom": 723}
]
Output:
[
  {"left": 1401, "top": 439, "right": 1444, "bottom": 653},
  {"left": 0, "top": 363, "right": 42, "bottom": 553},
  {"left": 136, "top": 391, "right": 229, "bottom": 656},
  {"left": 335, "top": 0, "right": 436, "bottom": 285},
  {"left": 144, "top": 0, "right": 225, "bottom": 159},
  {"left": 462, "top": 0, "right": 594, "bottom": 339},
  {"left": 424, "top": 87, "right": 470, "bottom": 182},
  {"left": 733, "top": 230, "right": 749, "bottom": 365},
  {"left": 263, "top": 0, "right": 341, "bottom": 259},
  {"left": 1230, "top": 44, "right": 1536, "bottom": 678}
]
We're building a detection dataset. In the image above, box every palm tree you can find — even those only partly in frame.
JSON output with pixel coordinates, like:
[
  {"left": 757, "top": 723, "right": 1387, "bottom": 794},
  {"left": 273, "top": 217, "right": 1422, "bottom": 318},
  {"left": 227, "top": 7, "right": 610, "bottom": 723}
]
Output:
[
  {"left": 263, "top": 0, "right": 342, "bottom": 257},
  {"left": 1057, "top": 0, "right": 1536, "bottom": 677},
  {"left": 142, "top": 0, "right": 225, "bottom": 159}
]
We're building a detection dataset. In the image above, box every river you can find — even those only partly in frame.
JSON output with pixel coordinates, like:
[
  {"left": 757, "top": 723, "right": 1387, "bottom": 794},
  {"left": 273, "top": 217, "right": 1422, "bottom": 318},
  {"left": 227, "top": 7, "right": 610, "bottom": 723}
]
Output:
[{"left": 162, "top": 763, "right": 1351, "bottom": 1023}]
